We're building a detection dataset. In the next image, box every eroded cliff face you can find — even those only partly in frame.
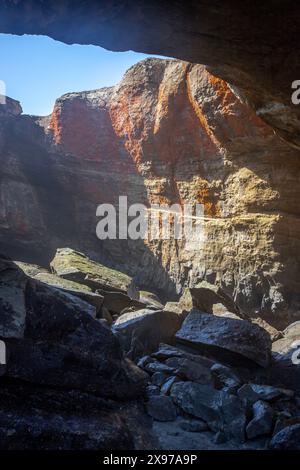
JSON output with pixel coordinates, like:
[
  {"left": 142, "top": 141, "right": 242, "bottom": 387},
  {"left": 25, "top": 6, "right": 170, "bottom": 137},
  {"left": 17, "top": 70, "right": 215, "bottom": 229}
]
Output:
[
  {"left": 0, "top": 58, "right": 299, "bottom": 326},
  {"left": 1, "top": 0, "right": 299, "bottom": 148}
]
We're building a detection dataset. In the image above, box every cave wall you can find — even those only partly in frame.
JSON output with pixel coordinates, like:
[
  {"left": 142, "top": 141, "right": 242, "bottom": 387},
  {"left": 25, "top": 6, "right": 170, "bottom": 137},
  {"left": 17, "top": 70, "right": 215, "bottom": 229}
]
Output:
[{"left": 0, "top": 58, "right": 299, "bottom": 325}]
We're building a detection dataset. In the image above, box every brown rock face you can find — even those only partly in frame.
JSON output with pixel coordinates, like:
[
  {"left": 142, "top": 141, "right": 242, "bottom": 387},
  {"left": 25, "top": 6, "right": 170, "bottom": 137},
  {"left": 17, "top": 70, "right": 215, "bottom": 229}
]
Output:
[
  {"left": 0, "top": 58, "right": 299, "bottom": 326},
  {"left": 0, "top": 0, "right": 299, "bottom": 148}
]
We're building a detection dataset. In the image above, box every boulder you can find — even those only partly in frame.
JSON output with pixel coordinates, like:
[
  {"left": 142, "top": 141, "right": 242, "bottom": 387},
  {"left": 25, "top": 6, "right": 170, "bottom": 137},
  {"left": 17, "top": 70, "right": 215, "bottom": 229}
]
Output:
[
  {"left": 1, "top": 257, "right": 147, "bottom": 400},
  {"left": 170, "top": 381, "right": 246, "bottom": 441},
  {"left": 178, "top": 281, "right": 237, "bottom": 315},
  {"left": 28, "top": 269, "right": 104, "bottom": 314},
  {"left": 266, "top": 337, "right": 300, "bottom": 392},
  {"left": 251, "top": 317, "right": 283, "bottom": 342},
  {"left": 269, "top": 424, "right": 300, "bottom": 450},
  {"left": 139, "top": 291, "right": 164, "bottom": 309},
  {"left": 152, "top": 343, "right": 216, "bottom": 369},
  {"left": 98, "top": 289, "right": 145, "bottom": 315},
  {"left": 160, "top": 376, "right": 179, "bottom": 395},
  {"left": 246, "top": 400, "right": 275, "bottom": 439},
  {"left": 50, "top": 248, "right": 138, "bottom": 298},
  {"left": 151, "top": 372, "right": 170, "bottom": 387},
  {"left": 283, "top": 321, "right": 300, "bottom": 340},
  {"left": 211, "top": 363, "right": 242, "bottom": 393},
  {"left": 237, "top": 383, "right": 294, "bottom": 404},
  {"left": 0, "top": 255, "right": 28, "bottom": 339},
  {"left": 163, "top": 302, "right": 183, "bottom": 315},
  {"left": 175, "top": 309, "right": 271, "bottom": 367},
  {"left": 112, "top": 309, "right": 182, "bottom": 359},
  {"left": 146, "top": 396, "right": 177, "bottom": 422},
  {"left": 165, "top": 356, "right": 213, "bottom": 385},
  {"left": 144, "top": 361, "right": 175, "bottom": 375}
]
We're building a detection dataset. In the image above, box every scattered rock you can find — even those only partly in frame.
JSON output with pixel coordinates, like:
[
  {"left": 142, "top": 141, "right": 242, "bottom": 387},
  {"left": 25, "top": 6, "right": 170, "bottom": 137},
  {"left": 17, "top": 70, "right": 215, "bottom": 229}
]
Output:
[
  {"left": 179, "top": 419, "right": 208, "bottom": 433},
  {"left": 269, "top": 424, "right": 300, "bottom": 450},
  {"left": 151, "top": 371, "right": 170, "bottom": 387},
  {"left": 160, "top": 376, "right": 179, "bottom": 395},
  {"left": 246, "top": 401, "right": 274, "bottom": 439},
  {"left": 146, "top": 396, "right": 177, "bottom": 422},
  {"left": 211, "top": 363, "right": 241, "bottom": 392},
  {"left": 139, "top": 291, "right": 164, "bottom": 309},
  {"left": 170, "top": 382, "right": 246, "bottom": 441},
  {"left": 152, "top": 343, "right": 216, "bottom": 369},
  {"left": 170, "top": 382, "right": 221, "bottom": 429},
  {"left": 237, "top": 384, "right": 294, "bottom": 404},
  {"left": 145, "top": 362, "right": 175, "bottom": 375},
  {"left": 137, "top": 355, "right": 153, "bottom": 369},
  {"left": 165, "top": 356, "right": 213, "bottom": 385},
  {"left": 50, "top": 248, "right": 138, "bottom": 298},
  {"left": 113, "top": 309, "right": 182, "bottom": 359},
  {"left": 175, "top": 310, "right": 271, "bottom": 367}
]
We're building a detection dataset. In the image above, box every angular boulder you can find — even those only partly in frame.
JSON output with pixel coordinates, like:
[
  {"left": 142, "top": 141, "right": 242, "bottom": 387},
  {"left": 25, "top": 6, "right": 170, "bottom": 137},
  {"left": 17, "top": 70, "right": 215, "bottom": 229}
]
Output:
[
  {"left": 175, "top": 309, "right": 271, "bottom": 367},
  {"left": 50, "top": 248, "right": 138, "bottom": 298},
  {"left": 1, "top": 257, "right": 146, "bottom": 399},
  {"left": 246, "top": 400, "right": 274, "bottom": 439},
  {"left": 98, "top": 289, "right": 145, "bottom": 315},
  {"left": 237, "top": 383, "right": 294, "bottom": 404},
  {"left": 178, "top": 281, "right": 237, "bottom": 315},
  {"left": 139, "top": 291, "right": 164, "bottom": 309},
  {"left": 112, "top": 309, "right": 182, "bottom": 359},
  {"left": 170, "top": 381, "right": 246, "bottom": 441},
  {"left": 17, "top": 264, "right": 104, "bottom": 314}
]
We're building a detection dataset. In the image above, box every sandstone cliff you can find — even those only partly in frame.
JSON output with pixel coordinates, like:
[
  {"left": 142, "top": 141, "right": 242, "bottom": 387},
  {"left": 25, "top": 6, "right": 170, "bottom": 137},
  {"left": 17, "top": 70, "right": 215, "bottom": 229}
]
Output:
[{"left": 0, "top": 58, "right": 299, "bottom": 326}]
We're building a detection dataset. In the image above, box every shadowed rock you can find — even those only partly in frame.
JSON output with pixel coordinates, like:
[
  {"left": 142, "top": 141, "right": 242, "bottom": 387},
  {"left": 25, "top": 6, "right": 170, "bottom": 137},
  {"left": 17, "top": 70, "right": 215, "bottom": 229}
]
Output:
[
  {"left": 175, "top": 310, "right": 271, "bottom": 367},
  {"left": 50, "top": 248, "right": 138, "bottom": 298},
  {"left": 113, "top": 308, "right": 183, "bottom": 359}
]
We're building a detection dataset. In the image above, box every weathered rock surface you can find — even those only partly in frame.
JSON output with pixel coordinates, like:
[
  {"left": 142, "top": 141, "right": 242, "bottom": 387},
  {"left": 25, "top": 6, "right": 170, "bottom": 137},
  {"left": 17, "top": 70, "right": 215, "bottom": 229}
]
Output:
[
  {"left": 170, "top": 382, "right": 246, "bottom": 442},
  {"left": 1, "top": 257, "right": 146, "bottom": 398},
  {"left": 246, "top": 400, "right": 274, "bottom": 440},
  {"left": 269, "top": 424, "right": 300, "bottom": 450},
  {"left": 179, "top": 281, "right": 237, "bottom": 315},
  {"left": 50, "top": 248, "right": 138, "bottom": 298},
  {"left": 237, "top": 384, "right": 294, "bottom": 404},
  {"left": 0, "top": 59, "right": 299, "bottom": 325},
  {"left": 0, "top": 255, "right": 158, "bottom": 449},
  {"left": 175, "top": 310, "right": 271, "bottom": 367},
  {"left": 16, "top": 261, "right": 104, "bottom": 314},
  {"left": 113, "top": 308, "right": 182, "bottom": 359}
]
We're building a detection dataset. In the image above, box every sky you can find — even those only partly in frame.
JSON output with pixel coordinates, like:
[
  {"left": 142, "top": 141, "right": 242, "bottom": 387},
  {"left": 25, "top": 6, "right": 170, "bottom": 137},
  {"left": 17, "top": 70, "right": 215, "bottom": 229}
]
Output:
[{"left": 0, "top": 33, "right": 165, "bottom": 116}]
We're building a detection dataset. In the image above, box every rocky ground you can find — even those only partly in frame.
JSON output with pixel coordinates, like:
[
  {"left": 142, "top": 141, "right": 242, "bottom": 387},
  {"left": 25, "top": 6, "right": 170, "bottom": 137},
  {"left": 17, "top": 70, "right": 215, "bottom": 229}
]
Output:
[{"left": 1, "top": 248, "right": 300, "bottom": 450}]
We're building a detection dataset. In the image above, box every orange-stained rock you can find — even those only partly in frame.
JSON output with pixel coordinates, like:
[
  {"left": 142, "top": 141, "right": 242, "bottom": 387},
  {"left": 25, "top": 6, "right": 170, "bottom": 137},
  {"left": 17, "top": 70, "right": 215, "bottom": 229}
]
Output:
[{"left": 0, "top": 58, "right": 299, "bottom": 327}]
